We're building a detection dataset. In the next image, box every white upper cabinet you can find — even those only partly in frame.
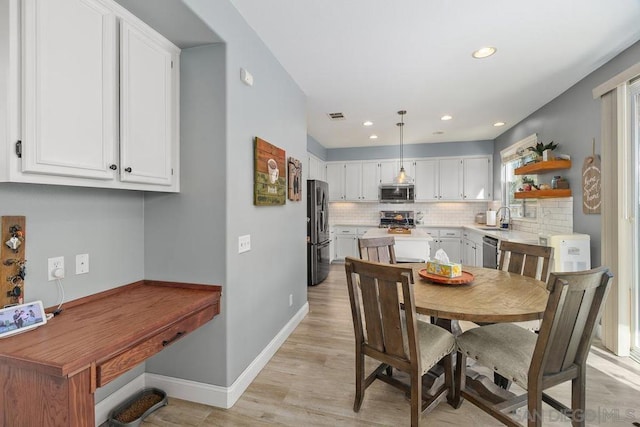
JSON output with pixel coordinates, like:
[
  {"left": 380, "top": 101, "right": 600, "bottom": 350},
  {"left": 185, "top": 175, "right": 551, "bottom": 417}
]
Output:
[
  {"left": 438, "top": 158, "right": 463, "bottom": 200},
  {"left": 119, "top": 20, "right": 178, "bottom": 186},
  {"left": 413, "top": 159, "right": 438, "bottom": 201},
  {"left": 462, "top": 157, "right": 492, "bottom": 200},
  {"left": 344, "top": 162, "right": 362, "bottom": 200},
  {"left": 307, "top": 154, "right": 326, "bottom": 181},
  {"left": 1, "top": 0, "right": 180, "bottom": 192},
  {"left": 21, "top": 0, "right": 117, "bottom": 180},
  {"left": 326, "top": 163, "right": 345, "bottom": 201},
  {"left": 378, "top": 160, "right": 398, "bottom": 184},
  {"left": 360, "top": 161, "right": 379, "bottom": 200}
]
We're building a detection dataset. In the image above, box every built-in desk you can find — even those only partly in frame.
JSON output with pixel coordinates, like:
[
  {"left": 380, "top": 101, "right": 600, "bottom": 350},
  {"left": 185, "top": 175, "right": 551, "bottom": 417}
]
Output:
[{"left": 0, "top": 280, "right": 221, "bottom": 427}]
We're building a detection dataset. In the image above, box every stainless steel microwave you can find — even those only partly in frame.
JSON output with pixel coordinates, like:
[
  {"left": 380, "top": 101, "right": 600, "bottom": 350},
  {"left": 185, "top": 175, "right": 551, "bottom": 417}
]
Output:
[{"left": 379, "top": 184, "right": 415, "bottom": 203}]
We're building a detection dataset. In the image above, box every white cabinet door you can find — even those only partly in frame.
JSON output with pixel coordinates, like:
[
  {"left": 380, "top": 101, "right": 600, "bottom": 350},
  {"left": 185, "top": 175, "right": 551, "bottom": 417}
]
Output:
[
  {"left": 307, "top": 155, "right": 318, "bottom": 180},
  {"left": 438, "top": 238, "right": 462, "bottom": 264},
  {"left": 326, "top": 163, "right": 345, "bottom": 201},
  {"left": 414, "top": 159, "right": 438, "bottom": 201},
  {"left": 336, "top": 235, "right": 356, "bottom": 260},
  {"left": 21, "top": 0, "right": 117, "bottom": 180},
  {"left": 119, "top": 21, "right": 176, "bottom": 186},
  {"left": 361, "top": 161, "right": 379, "bottom": 201},
  {"left": 462, "top": 239, "right": 475, "bottom": 266},
  {"left": 344, "top": 162, "right": 362, "bottom": 201},
  {"left": 379, "top": 160, "right": 398, "bottom": 184},
  {"left": 439, "top": 158, "right": 463, "bottom": 200},
  {"left": 463, "top": 157, "right": 492, "bottom": 200}
]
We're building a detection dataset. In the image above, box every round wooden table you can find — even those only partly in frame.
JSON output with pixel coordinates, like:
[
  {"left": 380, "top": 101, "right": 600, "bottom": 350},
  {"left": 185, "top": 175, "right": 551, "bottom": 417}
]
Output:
[{"left": 409, "top": 265, "right": 549, "bottom": 324}]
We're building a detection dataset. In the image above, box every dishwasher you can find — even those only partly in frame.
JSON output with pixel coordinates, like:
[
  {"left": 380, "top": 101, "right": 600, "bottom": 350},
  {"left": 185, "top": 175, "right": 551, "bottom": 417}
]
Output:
[{"left": 482, "top": 236, "right": 499, "bottom": 269}]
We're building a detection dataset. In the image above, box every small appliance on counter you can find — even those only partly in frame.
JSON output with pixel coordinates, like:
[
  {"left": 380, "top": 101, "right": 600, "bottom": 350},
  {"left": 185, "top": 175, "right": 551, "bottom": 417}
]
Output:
[
  {"left": 475, "top": 212, "right": 486, "bottom": 224},
  {"left": 378, "top": 211, "right": 415, "bottom": 229}
]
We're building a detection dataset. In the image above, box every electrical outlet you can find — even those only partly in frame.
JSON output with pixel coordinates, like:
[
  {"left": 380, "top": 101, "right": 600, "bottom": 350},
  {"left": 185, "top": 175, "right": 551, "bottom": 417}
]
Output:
[
  {"left": 48, "top": 256, "right": 64, "bottom": 281},
  {"left": 238, "top": 235, "right": 251, "bottom": 253},
  {"left": 76, "top": 253, "right": 89, "bottom": 275}
]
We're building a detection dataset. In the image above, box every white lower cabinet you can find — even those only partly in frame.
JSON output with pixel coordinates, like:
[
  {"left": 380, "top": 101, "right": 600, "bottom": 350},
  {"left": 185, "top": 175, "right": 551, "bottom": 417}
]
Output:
[
  {"left": 1, "top": 0, "right": 180, "bottom": 192},
  {"left": 335, "top": 226, "right": 358, "bottom": 260},
  {"left": 462, "top": 229, "right": 484, "bottom": 267},
  {"left": 431, "top": 228, "right": 462, "bottom": 263}
]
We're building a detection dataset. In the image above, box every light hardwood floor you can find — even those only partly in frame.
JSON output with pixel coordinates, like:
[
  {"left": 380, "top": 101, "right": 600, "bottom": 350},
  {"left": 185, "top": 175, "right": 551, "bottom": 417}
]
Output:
[{"left": 137, "top": 264, "right": 640, "bottom": 426}]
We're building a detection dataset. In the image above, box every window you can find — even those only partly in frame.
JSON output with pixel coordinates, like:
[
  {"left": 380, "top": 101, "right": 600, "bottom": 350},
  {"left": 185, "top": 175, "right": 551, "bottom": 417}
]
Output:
[
  {"left": 501, "top": 134, "right": 538, "bottom": 220},
  {"left": 631, "top": 79, "right": 640, "bottom": 363}
]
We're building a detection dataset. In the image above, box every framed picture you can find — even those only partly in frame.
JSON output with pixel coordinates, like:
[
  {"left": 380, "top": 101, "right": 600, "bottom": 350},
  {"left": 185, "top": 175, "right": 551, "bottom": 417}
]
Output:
[
  {"left": 288, "top": 157, "right": 302, "bottom": 201},
  {"left": 254, "top": 137, "right": 286, "bottom": 206}
]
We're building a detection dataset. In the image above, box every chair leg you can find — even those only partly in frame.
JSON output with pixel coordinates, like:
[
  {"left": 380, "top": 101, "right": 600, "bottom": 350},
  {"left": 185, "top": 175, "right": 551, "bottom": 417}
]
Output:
[
  {"left": 527, "top": 382, "right": 543, "bottom": 427},
  {"left": 442, "top": 353, "right": 455, "bottom": 406},
  {"left": 354, "top": 349, "right": 365, "bottom": 412},
  {"left": 571, "top": 367, "right": 586, "bottom": 427},
  {"left": 411, "top": 369, "right": 422, "bottom": 427},
  {"left": 452, "top": 351, "right": 466, "bottom": 409}
]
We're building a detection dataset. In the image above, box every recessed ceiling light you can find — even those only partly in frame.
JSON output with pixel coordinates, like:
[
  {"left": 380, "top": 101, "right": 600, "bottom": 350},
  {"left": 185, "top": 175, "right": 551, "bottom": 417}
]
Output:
[
  {"left": 433, "top": 131, "right": 445, "bottom": 135},
  {"left": 472, "top": 46, "right": 497, "bottom": 59},
  {"left": 369, "top": 134, "right": 378, "bottom": 140},
  {"left": 363, "top": 121, "right": 373, "bottom": 126},
  {"left": 493, "top": 121, "right": 505, "bottom": 127},
  {"left": 440, "top": 115, "right": 453, "bottom": 121}
]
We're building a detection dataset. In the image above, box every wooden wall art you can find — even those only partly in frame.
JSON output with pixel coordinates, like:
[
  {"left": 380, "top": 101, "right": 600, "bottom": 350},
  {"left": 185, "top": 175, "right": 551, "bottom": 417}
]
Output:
[
  {"left": 288, "top": 157, "right": 302, "bottom": 201},
  {"left": 1, "top": 216, "right": 26, "bottom": 307},
  {"left": 254, "top": 137, "right": 286, "bottom": 206},
  {"left": 582, "top": 139, "right": 601, "bottom": 214}
]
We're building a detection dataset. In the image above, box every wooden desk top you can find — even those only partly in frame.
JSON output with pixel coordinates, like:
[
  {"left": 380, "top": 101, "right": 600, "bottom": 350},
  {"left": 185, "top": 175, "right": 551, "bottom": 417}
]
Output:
[
  {"left": 0, "top": 281, "right": 221, "bottom": 378},
  {"left": 409, "top": 265, "right": 548, "bottom": 323}
]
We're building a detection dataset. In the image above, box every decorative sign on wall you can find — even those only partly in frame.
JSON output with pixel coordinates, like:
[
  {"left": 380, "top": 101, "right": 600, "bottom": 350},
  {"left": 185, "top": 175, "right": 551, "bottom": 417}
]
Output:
[
  {"left": 1, "top": 216, "right": 27, "bottom": 307},
  {"left": 288, "top": 157, "right": 302, "bottom": 201},
  {"left": 254, "top": 137, "right": 286, "bottom": 206},
  {"left": 582, "top": 138, "right": 601, "bottom": 214}
]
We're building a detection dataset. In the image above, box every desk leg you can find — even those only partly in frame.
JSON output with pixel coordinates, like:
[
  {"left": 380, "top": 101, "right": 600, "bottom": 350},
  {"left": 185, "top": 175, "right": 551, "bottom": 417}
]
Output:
[{"left": 0, "top": 364, "right": 94, "bottom": 427}]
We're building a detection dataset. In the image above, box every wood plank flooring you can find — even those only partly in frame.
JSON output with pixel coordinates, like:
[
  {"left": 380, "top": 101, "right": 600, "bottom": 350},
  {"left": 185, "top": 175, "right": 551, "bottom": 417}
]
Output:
[{"left": 136, "top": 264, "right": 640, "bottom": 426}]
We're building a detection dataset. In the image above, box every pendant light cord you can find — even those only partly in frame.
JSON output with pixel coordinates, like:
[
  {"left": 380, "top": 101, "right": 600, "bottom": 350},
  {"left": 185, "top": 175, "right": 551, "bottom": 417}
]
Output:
[{"left": 398, "top": 110, "right": 406, "bottom": 169}]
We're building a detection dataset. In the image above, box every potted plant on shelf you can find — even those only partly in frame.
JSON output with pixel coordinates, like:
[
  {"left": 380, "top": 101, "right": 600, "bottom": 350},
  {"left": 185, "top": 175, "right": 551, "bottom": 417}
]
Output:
[{"left": 527, "top": 141, "right": 559, "bottom": 162}]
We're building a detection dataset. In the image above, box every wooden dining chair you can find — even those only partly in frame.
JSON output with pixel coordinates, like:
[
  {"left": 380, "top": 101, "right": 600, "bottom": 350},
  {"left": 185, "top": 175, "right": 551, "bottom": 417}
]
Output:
[
  {"left": 344, "top": 256, "right": 456, "bottom": 427},
  {"left": 358, "top": 236, "right": 397, "bottom": 264},
  {"left": 453, "top": 266, "right": 613, "bottom": 427},
  {"left": 499, "top": 241, "right": 553, "bottom": 282}
]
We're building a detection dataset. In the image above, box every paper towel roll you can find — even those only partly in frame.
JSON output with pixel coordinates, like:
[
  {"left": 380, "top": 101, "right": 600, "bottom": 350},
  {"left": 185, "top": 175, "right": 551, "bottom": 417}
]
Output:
[{"left": 486, "top": 210, "right": 497, "bottom": 226}]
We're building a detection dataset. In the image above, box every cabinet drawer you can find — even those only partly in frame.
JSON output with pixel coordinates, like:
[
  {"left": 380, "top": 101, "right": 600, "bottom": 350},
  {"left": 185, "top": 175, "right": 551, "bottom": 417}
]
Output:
[
  {"left": 335, "top": 226, "right": 357, "bottom": 235},
  {"left": 439, "top": 228, "right": 461, "bottom": 238},
  {"left": 96, "top": 305, "right": 215, "bottom": 387}
]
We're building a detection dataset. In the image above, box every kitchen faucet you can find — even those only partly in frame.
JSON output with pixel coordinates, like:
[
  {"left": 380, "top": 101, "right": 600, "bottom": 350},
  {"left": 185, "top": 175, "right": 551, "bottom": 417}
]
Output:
[{"left": 496, "top": 206, "right": 511, "bottom": 230}]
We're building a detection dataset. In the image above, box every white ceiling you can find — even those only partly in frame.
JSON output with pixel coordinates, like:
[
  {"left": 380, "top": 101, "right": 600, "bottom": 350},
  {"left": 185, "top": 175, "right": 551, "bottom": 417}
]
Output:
[{"left": 229, "top": 0, "right": 640, "bottom": 149}]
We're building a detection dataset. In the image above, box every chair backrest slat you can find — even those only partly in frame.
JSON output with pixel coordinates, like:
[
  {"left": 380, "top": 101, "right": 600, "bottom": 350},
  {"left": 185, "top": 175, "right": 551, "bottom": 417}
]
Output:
[
  {"left": 345, "top": 257, "right": 416, "bottom": 362},
  {"left": 358, "top": 237, "right": 397, "bottom": 264},
  {"left": 499, "top": 241, "right": 553, "bottom": 281},
  {"left": 530, "top": 267, "right": 612, "bottom": 379}
]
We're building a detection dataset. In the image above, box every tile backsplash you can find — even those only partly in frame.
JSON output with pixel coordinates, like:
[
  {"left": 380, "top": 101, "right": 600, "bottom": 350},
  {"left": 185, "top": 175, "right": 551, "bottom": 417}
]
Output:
[
  {"left": 329, "top": 202, "right": 488, "bottom": 227},
  {"left": 330, "top": 198, "right": 573, "bottom": 235}
]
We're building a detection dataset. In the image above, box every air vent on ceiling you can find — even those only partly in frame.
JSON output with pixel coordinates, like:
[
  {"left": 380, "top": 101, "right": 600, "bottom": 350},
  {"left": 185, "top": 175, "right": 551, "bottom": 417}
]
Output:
[{"left": 327, "top": 112, "right": 345, "bottom": 121}]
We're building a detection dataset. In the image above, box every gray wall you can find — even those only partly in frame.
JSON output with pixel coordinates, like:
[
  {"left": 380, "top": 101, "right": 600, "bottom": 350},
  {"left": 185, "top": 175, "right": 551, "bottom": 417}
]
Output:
[
  {"left": 146, "top": 0, "right": 308, "bottom": 387},
  {"left": 144, "top": 44, "right": 228, "bottom": 384},
  {"left": 327, "top": 139, "right": 493, "bottom": 161},
  {"left": 307, "top": 134, "right": 327, "bottom": 160},
  {"left": 493, "top": 39, "right": 640, "bottom": 268}
]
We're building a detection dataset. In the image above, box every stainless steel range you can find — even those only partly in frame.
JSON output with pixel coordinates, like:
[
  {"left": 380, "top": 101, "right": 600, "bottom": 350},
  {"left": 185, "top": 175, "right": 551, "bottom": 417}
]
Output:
[{"left": 378, "top": 211, "right": 415, "bottom": 229}]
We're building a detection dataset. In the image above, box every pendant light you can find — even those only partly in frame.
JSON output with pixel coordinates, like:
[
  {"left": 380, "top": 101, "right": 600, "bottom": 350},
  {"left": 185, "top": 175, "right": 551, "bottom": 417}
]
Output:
[{"left": 394, "top": 110, "right": 413, "bottom": 184}]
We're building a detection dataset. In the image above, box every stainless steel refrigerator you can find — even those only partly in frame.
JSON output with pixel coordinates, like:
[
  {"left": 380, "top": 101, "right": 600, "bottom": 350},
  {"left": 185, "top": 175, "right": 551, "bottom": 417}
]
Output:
[{"left": 307, "top": 180, "right": 330, "bottom": 285}]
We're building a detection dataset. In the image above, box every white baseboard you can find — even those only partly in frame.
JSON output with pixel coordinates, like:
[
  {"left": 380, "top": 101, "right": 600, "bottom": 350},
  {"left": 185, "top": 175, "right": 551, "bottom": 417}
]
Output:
[{"left": 95, "top": 302, "right": 309, "bottom": 424}]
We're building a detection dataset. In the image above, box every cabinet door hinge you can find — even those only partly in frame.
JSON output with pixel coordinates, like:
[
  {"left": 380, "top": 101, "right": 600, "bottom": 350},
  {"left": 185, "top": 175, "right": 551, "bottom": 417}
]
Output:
[
  {"left": 15, "top": 140, "right": 22, "bottom": 158},
  {"left": 171, "top": 168, "right": 174, "bottom": 175}
]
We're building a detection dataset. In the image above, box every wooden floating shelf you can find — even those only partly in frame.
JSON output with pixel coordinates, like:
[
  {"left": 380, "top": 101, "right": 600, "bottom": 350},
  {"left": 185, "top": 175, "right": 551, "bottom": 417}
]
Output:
[
  {"left": 514, "top": 159, "right": 572, "bottom": 175},
  {"left": 515, "top": 189, "right": 572, "bottom": 199}
]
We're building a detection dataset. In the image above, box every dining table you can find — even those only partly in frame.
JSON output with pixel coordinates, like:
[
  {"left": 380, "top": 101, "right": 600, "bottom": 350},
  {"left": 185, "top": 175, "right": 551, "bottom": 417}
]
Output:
[{"left": 404, "top": 263, "right": 550, "bottom": 403}]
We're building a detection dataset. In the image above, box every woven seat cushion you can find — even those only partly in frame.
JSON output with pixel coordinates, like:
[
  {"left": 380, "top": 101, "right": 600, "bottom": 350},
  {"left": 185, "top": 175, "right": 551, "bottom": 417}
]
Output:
[
  {"left": 456, "top": 323, "right": 537, "bottom": 388},
  {"left": 400, "top": 316, "right": 455, "bottom": 375}
]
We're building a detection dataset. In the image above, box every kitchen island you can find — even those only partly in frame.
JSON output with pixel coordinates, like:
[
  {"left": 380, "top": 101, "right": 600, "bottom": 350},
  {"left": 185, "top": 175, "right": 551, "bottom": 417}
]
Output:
[{"left": 362, "top": 228, "right": 433, "bottom": 262}]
